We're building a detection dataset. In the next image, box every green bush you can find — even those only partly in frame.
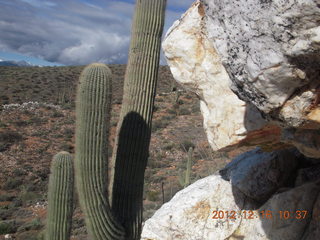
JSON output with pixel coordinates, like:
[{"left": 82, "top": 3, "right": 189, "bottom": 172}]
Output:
[
  {"left": 17, "top": 218, "right": 42, "bottom": 232},
  {"left": 180, "top": 140, "right": 195, "bottom": 152},
  {"left": 0, "top": 220, "right": 17, "bottom": 234},
  {"left": 179, "top": 107, "right": 191, "bottom": 115},
  {"left": 0, "top": 130, "right": 23, "bottom": 152},
  {"left": 146, "top": 190, "right": 159, "bottom": 202},
  {"left": 3, "top": 178, "right": 23, "bottom": 190}
]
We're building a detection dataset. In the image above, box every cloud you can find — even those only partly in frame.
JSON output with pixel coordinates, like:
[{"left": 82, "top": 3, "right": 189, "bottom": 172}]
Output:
[{"left": 0, "top": 0, "right": 191, "bottom": 65}]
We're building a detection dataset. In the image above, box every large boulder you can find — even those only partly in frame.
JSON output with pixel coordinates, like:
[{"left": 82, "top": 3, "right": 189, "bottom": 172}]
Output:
[
  {"left": 162, "top": 0, "right": 320, "bottom": 157},
  {"left": 141, "top": 149, "right": 320, "bottom": 240}
]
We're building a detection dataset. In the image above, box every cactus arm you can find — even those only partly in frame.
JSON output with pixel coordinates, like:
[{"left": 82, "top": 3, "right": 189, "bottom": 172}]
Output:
[
  {"left": 45, "top": 151, "right": 74, "bottom": 240},
  {"left": 75, "top": 63, "right": 125, "bottom": 239},
  {"left": 109, "top": 0, "right": 167, "bottom": 239}
]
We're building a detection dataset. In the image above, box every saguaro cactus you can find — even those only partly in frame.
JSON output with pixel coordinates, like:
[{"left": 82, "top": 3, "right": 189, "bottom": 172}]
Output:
[
  {"left": 109, "top": 0, "right": 167, "bottom": 238},
  {"left": 45, "top": 151, "right": 74, "bottom": 240},
  {"left": 75, "top": 63, "right": 125, "bottom": 239},
  {"left": 75, "top": 0, "right": 166, "bottom": 239}
]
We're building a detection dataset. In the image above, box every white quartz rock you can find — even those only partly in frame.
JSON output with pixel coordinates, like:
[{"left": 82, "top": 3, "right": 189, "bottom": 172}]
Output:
[
  {"left": 162, "top": 1, "right": 268, "bottom": 151},
  {"left": 162, "top": 0, "right": 320, "bottom": 157},
  {"left": 141, "top": 174, "right": 249, "bottom": 240}
]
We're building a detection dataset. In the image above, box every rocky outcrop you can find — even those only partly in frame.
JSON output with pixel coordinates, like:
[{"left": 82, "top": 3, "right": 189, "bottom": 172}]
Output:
[
  {"left": 162, "top": 0, "right": 320, "bottom": 157},
  {"left": 149, "top": 0, "right": 320, "bottom": 239},
  {"left": 141, "top": 148, "right": 320, "bottom": 240}
]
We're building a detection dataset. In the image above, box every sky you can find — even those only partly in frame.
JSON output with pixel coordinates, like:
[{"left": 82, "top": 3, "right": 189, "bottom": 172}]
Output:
[{"left": 0, "top": 0, "right": 194, "bottom": 66}]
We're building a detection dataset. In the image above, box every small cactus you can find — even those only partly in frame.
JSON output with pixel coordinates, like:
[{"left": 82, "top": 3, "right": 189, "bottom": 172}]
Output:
[
  {"left": 45, "top": 151, "right": 74, "bottom": 240},
  {"left": 185, "top": 147, "right": 193, "bottom": 188}
]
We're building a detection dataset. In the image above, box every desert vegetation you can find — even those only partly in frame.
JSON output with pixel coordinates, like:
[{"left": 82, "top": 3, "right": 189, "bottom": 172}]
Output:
[{"left": 0, "top": 62, "right": 229, "bottom": 239}]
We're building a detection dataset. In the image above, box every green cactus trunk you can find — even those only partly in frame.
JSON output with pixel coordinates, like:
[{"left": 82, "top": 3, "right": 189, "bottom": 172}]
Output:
[
  {"left": 45, "top": 151, "right": 74, "bottom": 240},
  {"left": 75, "top": 63, "right": 125, "bottom": 239},
  {"left": 109, "top": 0, "right": 166, "bottom": 238}
]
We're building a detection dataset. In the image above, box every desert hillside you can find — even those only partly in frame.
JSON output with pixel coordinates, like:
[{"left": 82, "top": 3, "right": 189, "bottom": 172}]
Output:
[{"left": 0, "top": 65, "right": 229, "bottom": 239}]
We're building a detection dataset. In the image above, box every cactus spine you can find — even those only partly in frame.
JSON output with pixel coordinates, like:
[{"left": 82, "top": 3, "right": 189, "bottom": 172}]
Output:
[
  {"left": 109, "top": 0, "right": 167, "bottom": 238},
  {"left": 75, "top": 63, "right": 125, "bottom": 239},
  {"left": 45, "top": 151, "right": 74, "bottom": 240}
]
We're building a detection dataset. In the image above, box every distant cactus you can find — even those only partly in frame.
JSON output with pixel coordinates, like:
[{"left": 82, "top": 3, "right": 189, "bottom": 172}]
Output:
[
  {"left": 74, "top": 0, "right": 166, "bottom": 239},
  {"left": 45, "top": 151, "right": 73, "bottom": 240},
  {"left": 178, "top": 147, "right": 194, "bottom": 188},
  {"left": 185, "top": 147, "right": 193, "bottom": 188}
]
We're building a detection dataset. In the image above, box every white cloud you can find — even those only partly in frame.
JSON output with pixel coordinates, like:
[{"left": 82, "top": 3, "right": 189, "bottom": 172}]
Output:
[{"left": 0, "top": 0, "right": 190, "bottom": 65}]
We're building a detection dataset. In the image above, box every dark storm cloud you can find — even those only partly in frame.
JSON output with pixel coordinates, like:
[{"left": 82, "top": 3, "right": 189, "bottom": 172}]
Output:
[{"left": 0, "top": 0, "right": 193, "bottom": 65}]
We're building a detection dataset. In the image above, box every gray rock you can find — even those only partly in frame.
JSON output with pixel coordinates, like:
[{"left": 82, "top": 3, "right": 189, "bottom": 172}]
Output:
[
  {"left": 295, "top": 164, "right": 320, "bottom": 187},
  {"left": 204, "top": 0, "right": 320, "bottom": 116},
  {"left": 301, "top": 190, "right": 320, "bottom": 240},
  {"left": 282, "top": 128, "right": 320, "bottom": 158},
  {"left": 142, "top": 173, "right": 320, "bottom": 240},
  {"left": 220, "top": 147, "right": 298, "bottom": 202}
]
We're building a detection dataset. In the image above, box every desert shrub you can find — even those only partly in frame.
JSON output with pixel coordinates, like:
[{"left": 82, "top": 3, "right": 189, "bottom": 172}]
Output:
[
  {"left": 151, "top": 120, "right": 166, "bottom": 132},
  {"left": 0, "top": 208, "right": 16, "bottom": 220},
  {"left": 17, "top": 218, "right": 42, "bottom": 232},
  {"left": 0, "top": 195, "right": 15, "bottom": 202},
  {"left": 72, "top": 218, "right": 85, "bottom": 230},
  {"left": 146, "top": 190, "right": 159, "bottom": 202},
  {"left": 3, "top": 178, "right": 23, "bottom": 190},
  {"left": 147, "top": 155, "right": 162, "bottom": 169},
  {"left": 19, "top": 191, "right": 41, "bottom": 204},
  {"left": 156, "top": 97, "right": 164, "bottom": 102},
  {"left": 179, "top": 140, "right": 195, "bottom": 152},
  {"left": 179, "top": 107, "right": 191, "bottom": 115},
  {"left": 59, "top": 143, "right": 74, "bottom": 152},
  {"left": 163, "top": 142, "right": 175, "bottom": 151},
  {"left": 177, "top": 99, "right": 184, "bottom": 105},
  {"left": 0, "top": 130, "right": 23, "bottom": 152},
  {"left": 13, "top": 168, "right": 26, "bottom": 177},
  {"left": 166, "top": 108, "right": 176, "bottom": 115},
  {"left": 191, "top": 103, "right": 200, "bottom": 113},
  {"left": 51, "top": 110, "right": 64, "bottom": 118},
  {"left": 63, "top": 128, "right": 74, "bottom": 139},
  {"left": 0, "top": 121, "right": 8, "bottom": 128},
  {"left": 0, "top": 220, "right": 17, "bottom": 234}
]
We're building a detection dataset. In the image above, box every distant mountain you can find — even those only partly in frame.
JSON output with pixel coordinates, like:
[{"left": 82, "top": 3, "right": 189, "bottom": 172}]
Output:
[{"left": 0, "top": 59, "right": 36, "bottom": 67}]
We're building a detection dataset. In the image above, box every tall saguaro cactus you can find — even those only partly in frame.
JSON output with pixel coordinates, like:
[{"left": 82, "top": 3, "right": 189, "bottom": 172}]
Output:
[
  {"left": 110, "top": 0, "right": 167, "bottom": 238},
  {"left": 75, "top": 0, "right": 166, "bottom": 239},
  {"left": 75, "top": 63, "right": 125, "bottom": 239},
  {"left": 45, "top": 151, "right": 74, "bottom": 240}
]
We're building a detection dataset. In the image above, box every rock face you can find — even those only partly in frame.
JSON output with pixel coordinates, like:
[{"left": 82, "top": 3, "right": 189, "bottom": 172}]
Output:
[
  {"left": 141, "top": 148, "right": 320, "bottom": 240},
  {"left": 143, "top": 0, "right": 320, "bottom": 239},
  {"left": 162, "top": 0, "right": 320, "bottom": 157},
  {"left": 220, "top": 148, "right": 298, "bottom": 202}
]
